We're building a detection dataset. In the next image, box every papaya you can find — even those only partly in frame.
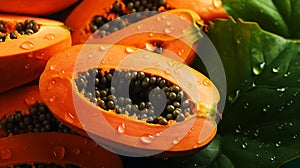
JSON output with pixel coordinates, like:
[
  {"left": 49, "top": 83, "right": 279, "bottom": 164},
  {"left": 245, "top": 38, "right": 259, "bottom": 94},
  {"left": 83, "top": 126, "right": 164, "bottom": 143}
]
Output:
[
  {"left": 64, "top": 0, "right": 215, "bottom": 64},
  {"left": 0, "top": 85, "right": 122, "bottom": 167},
  {"left": 39, "top": 44, "right": 220, "bottom": 156},
  {"left": 0, "top": 0, "right": 80, "bottom": 16},
  {"left": 166, "top": 0, "right": 229, "bottom": 22},
  {"left": 0, "top": 14, "right": 72, "bottom": 92},
  {"left": 86, "top": 9, "right": 203, "bottom": 65}
]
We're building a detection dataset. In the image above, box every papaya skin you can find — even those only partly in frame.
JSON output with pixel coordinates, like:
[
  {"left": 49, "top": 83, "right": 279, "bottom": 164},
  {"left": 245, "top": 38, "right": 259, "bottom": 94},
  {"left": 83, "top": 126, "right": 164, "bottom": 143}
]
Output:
[
  {"left": 88, "top": 9, "right": 203, "bottom": 65},
  {"left": 166, "top": 0, "right": 229, "bottom": 22},
  {"left": 0, "top": 85, "right": 123, "bottom": 167},
  {"left": 0, "top": 0, "right": 80, "bottom": 16},
  {"left": 0, "top": 14, "right": 72, "bottom": 93},
  {"left": 39, "top": 44, "right": 220, "bottom": 155}
]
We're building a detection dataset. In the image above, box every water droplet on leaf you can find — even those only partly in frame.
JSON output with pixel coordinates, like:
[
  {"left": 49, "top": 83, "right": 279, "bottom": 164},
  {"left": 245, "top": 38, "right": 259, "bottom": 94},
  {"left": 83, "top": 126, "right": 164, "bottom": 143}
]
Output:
[{"left": 272, "top": 67, "right": 280, "bottom": 73}]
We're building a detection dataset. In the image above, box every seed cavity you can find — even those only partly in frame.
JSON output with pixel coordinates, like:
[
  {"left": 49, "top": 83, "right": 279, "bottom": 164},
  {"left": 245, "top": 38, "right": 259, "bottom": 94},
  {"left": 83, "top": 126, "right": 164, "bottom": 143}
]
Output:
[
  {"left": 0, "top": 19, "right": 40, "bottom": 42},
  {"left": 75, "top": 68, "right": 194, "bottom": 125}
]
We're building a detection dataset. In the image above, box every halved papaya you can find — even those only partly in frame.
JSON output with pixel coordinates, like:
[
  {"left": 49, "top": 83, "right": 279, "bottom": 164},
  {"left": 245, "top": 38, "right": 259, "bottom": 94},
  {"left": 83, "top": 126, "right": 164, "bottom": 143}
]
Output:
[
  {"left": 0, "top": 0, "right": 80, "bottom": 16},
  {"left": 0, "top": 14, "right": 72, "bottom": 92},
  {"left": 87, "top": 9, "right": 203, "bottom": 65},
  {"left": 0, "top": 85, "right": 122, "bottom": 167},
  {"left": 39, "top": 44, "right": 220, "bottom": 156}
]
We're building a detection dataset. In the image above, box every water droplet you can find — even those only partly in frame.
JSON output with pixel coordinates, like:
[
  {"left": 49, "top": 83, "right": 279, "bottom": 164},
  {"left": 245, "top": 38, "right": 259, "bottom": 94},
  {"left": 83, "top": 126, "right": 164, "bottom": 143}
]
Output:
[
  {"left": 164, "top": 69, "right": 171, "bottom": 75},
  {"left": 99, "top": 45, "right": 109, "bottom": 51},
  {"left": 140, "top": 135, "right": 155, "bottom": 144},
  {"left": 270, "top": 156, "right": 276, "bottom": 162},
  {"left": 137, "top": 24, "right": 142, "bottom": 29},
  {"left": 275, "top": 141, "right": 281, "bottom": 147},
  {"left": 161, "top": 15, "right": 167, "bottom": 20},
  {"left": 235, "top": 124, "right": 242, "bottom": 133},
  {"left": 27, "top": 52, "right": 33, "bottom": 58},
  {"left": 36, "top": 53, "right": 45, "bottom": 60},
  {"left": 293, "top": 134, "right": 298, "bottom": 139},
  {"left": 117, "top": 123, "right": 126, "bottom": 134},
  {"left": 156, "top": 16, "right": 161, "bottom": 21},
  {"left": 145, "top": 42, "right": 155, "bottom": 52},
  {"left": 20, "top": 41, "right": 35, "bottom": 50},
  {"left": 88, "top": 54, "right": 93, "bottom": 58},
  {"left": 155, "top": 132, "right": 162, "bottom": 136},
  {"left": 262, "top": 105, "right": 271, "bottom": 112},
  {"left": 65, "top": 112, "right": 74, "bottom": 123},
  {"left": 177, "top": 48, "right": 184, "bottom": 56},
  {"left": 243, "top": 103, "right": 249, "bottom": 109},
  {"left": 253, "top": 129, "right": 260, "bottom": 137},
  {"left": 53, "top": 145, "right": 65, "bottom": 159},
  {"left": 166, "top": 21, "right": 172, "bottom": 26},
  {"left": 203, "top": 79, "right": 211, "bottom": 86},
  {"left": 256, "top": 153, "right": 260, "bottom": 157},
  {"left": 272, "top": 67, "right": 280, "bottom": 73},
  {"left": 241, "top": 142, "right": 248, "bottom": 149},
  {"left": 125, "top": 46, "right": 136, "bottom": 53},
  {"left": 49, "top": 96, "right": 57, "bottom": 103},
  {"left": 44, "top": 33, "right": 55, "bottom": 40},
  {"left": 277, "top": 124, "right": 284, "bottom": 130},
  {"left": 236, "top": 39, "right": 241, "bottom": 44},
  {"left": 277, "top": 87, "right": 286, "bottom": 92},
  {"left": 149, "top": 32, "right": 154, "bottom": 37},
  {"left": 72, "top": 148, "right": 80, "bottom": 155},
  {"left": 252, "top": 66, "right": 262, "bottom": 75},
  {"left": 284, "top": 72, "right": 290, "bottom": 77},
  {"left": 1, "top": 148, "right": 12, "bottom": 160},
  {"left": 164, "top": 27, "right": 171, "bottom": 34},
  {"left": 180, "top": 15, "right": 187, "bottom": 20},
  {"left": 24, "top": 96, "right": 36, "bottom": 105},
  {"left": 24, "top": 64, "right": 30, "bottom": 69},
  {"left": 172, "top": 137, "right": 181, "bottom": 145},
  {"left": 50, "top": 64, "right": 57, "bottom": 70},
  {"left": 212, "top": 0, "right": 222, "bottom": 8}
]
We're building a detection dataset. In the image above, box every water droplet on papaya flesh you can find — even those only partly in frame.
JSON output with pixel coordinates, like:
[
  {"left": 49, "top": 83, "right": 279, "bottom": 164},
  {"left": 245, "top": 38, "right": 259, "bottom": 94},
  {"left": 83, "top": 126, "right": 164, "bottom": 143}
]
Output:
[
  {"left": 44, "top": 33, "right": 55, "bottom": 40},
  {"left": 49, "top": 96, "right": 57, "bottom": 103},
  {"left": 212, "top": 0, "right": 223, "bottom": 8},
  {"left": 1, "top": 148, "right": 12, "bottom": 160},
  {"left": 164, "top": 27, "right": 171, "bottom": 34},
  {"left": 117, "top": 123, "right": 126, "bottom": 134},
  {"left": 53, "top": 145, "right": 65, "bottom": 159},
  {"left": 72, "top": 148, "right": 81, "bottom": 155},
  {"left": 125, "top": 46, "right": 136, "bottom": 53},
  {"left": 140, "top": 135, "right": 155, "bottom": 144},
  {"left": 20, "top": 41, "right": 35, "bottom": 50}
]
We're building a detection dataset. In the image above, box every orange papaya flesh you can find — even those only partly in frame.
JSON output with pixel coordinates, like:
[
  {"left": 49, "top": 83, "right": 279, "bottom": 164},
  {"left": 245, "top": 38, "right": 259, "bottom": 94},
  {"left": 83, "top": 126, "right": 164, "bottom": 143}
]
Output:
[
  {"left": 39, "top": 44, "right": 220, "bottom": 154},
  {"left": 166, "top": 0, "right": 229, "bottom": 22},
  {"left": 0, "top": 132, "right": 123, "bottom": 167},
  {"left": 0, "top": 14, "right": 72, "bottom": 93},
  {"left": 88, "top": 9, "right": 203, "bottom": 65},
  {"left": 0, "top": 0, "right": 80, "bottom": 16},
  {"left": 0, "top": 85, "right": 122, "bottom": 167}
]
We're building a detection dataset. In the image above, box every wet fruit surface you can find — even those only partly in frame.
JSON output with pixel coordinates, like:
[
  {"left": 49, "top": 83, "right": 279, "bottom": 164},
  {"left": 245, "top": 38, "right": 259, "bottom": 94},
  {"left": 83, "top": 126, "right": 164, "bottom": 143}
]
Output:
[
  {"left": 39, "top": 44, "right": 220, "bottom": 155},
  {"left": 0, "top": 14, "right": 72, "bottom": 92},
  {"left": 0, "top": 85, "right": 123, "bottom": 167}
]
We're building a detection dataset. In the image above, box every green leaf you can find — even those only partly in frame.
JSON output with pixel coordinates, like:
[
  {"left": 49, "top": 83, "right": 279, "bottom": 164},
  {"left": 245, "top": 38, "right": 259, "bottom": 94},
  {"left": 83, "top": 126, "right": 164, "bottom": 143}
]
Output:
[
  {"left": 222, "top": 0, "right": 300, "bottom": 39},
  {"left": 208, "top": 153, "right": 235, "bottom": 168},
  {"left": 208, "top": 18, "right": 300, "bottom": 167}
]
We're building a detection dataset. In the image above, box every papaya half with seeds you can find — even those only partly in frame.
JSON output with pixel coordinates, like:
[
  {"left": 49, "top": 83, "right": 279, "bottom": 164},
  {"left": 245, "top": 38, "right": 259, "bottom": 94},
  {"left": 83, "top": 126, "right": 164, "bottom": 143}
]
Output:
[
  {"left": 87, "top": 9, "right": 203, "bottom": 65},
  {"left": 0, "top": 0, "right": 80, "bottom": 16},
  {"left": 0, "top": 85, "right": 122, "bottom": 168},
  {"left": 39, "top": 44, "right": 220, "bottom": 156},
  {"left": 0, "top": 14, "right": 72, "bottom": 93}
]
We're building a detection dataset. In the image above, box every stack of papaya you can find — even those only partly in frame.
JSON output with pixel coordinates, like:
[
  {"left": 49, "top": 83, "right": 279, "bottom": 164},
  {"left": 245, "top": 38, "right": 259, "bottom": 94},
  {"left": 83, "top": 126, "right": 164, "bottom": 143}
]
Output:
[{"left": 1, "top": 0, "right": 298, "bottom": 167}]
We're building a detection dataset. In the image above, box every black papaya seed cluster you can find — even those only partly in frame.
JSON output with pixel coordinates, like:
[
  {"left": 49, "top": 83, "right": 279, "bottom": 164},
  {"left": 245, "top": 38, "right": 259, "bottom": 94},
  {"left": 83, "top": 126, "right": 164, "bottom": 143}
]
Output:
[
  {"left": 89, "top": 0, "right": 171, "bottom": 36},
  {"left": 0, "top": 19, "right": 40, "bottom": 42},
  {"left": 0, "top": 101, "right": 77, "bottom": 137},
  {"left": 75, "top": 69, "right": 194, "bottom": 125}
]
